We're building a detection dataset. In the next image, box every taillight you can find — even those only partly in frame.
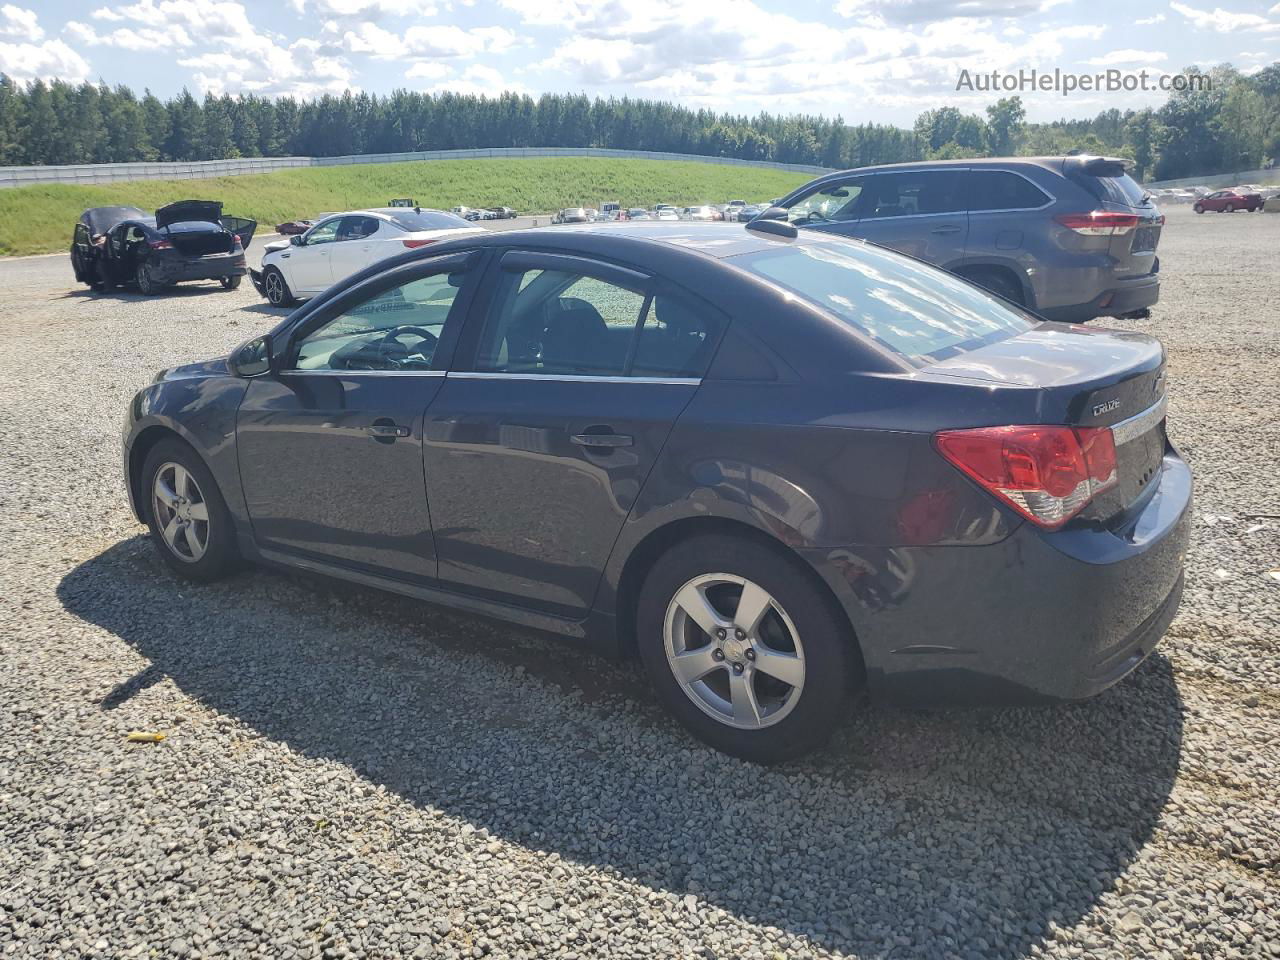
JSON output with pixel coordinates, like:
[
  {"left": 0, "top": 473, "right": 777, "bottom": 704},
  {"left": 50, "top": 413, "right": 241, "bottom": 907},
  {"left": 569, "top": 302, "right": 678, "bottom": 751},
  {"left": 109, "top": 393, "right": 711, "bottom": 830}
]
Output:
[
  {"left": 1054, "top": 211, "right": 1141, "bottom": 235},
  {"left": 149, "top": 239, "right": 173, "bottom": 250},
  {"left": 231, "top": 234, "right": 242, "bottom": 250},
  {"left": 934, "top": 425, "right": 1118, "bottom": 529},
  {"left": 402, "top": 238, "right": 435, "bottom": 249}
]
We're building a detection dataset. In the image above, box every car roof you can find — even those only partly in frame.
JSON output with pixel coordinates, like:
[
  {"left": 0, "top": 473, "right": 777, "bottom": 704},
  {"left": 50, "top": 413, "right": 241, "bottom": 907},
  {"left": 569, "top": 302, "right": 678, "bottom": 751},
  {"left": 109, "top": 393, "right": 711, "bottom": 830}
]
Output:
[{"left": 461, "top": 221, "right": 824, "bottom": 261}]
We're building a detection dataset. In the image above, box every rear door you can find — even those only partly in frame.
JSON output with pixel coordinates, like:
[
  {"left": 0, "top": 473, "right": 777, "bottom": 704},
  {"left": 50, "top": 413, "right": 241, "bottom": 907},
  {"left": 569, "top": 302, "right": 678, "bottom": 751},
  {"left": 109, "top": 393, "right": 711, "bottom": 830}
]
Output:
[
  {"left": 962, "top": 168, "right": 1053, "bottom": 276},
  {"left": 423, "top": 251, "right": 723, "bottom": 617},
  {"left": 851, "top": 169, "right": 968, "bottom": 264}
]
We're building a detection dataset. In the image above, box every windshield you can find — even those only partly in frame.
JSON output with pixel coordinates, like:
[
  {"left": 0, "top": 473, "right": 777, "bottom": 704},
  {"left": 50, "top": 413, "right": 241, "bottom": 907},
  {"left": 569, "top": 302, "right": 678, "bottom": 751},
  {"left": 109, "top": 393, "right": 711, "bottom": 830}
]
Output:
[
  {"left": 386, "top": 210, "right": 471, "bottom": 231},
  {"left": 733, "top": 240, "right": 1035, "bottom": 365}
]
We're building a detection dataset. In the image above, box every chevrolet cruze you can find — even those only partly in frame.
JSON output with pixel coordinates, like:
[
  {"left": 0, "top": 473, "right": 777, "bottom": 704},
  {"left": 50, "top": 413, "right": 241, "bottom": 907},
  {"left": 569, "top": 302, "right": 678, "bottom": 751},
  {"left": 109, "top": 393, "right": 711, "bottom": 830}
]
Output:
[{"left": 121, "top": 220, "right": 1191, "bottom": 762}]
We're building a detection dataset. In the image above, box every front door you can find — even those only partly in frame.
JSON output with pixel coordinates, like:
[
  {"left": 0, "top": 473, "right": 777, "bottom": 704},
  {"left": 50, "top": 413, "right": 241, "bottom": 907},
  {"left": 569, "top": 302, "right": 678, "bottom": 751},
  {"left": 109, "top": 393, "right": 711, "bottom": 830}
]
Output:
[
  {"left": 236, "top": 253, "right": 478, "bottom": 580},
  {"left": 328, "top": 215, "right": 382, "bottom": 286},
  {"left": 850, "top": 169, "right": 968, "bottom": 265},
  {"left": 424, "top": 252, "right": 723, "bottom": 617},
  {"left": 289, "top": 216, "right": 342, "bottom": 294}
]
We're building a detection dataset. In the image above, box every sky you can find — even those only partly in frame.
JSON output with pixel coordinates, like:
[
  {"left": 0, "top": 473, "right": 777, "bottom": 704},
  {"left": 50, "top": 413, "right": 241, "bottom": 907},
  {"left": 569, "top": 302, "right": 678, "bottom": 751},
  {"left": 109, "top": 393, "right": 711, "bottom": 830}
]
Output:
[{"left": 1, "top": 0, "right": 1278, "bottom": 125}]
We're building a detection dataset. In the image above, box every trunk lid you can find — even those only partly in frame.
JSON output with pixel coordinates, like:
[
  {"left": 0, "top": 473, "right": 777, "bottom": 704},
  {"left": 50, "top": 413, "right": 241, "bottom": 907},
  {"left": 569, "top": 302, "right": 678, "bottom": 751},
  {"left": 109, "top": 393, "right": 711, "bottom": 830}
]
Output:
[
  {"left": 155, "top": 200, "right": 223, "bottom": 229},
  {"left": 927, "top": 322, "right": 1169, "bottom": 522}
]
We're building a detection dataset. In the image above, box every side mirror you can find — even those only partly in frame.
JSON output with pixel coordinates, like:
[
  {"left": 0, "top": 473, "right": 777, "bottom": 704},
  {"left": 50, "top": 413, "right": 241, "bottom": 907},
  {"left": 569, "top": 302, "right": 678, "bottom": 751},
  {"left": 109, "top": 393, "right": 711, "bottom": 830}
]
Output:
[
  {"left": 229, "top": 335, "right": 273, "bottom": 378},
  {"left": 290, "top": 234, "right": 304, "bottom": 246}
]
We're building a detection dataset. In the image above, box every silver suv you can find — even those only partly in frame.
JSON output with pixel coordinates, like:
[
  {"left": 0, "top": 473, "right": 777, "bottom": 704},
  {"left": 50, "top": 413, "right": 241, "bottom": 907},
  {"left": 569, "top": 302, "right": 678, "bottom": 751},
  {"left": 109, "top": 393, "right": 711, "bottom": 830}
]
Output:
[{"left": 773, "top": 156, "right": 1162, "bottom": 322}]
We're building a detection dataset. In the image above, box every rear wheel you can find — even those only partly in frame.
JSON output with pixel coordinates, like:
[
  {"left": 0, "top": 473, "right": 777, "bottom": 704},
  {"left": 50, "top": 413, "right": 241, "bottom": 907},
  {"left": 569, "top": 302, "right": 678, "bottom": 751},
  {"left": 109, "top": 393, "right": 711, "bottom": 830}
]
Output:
[
  {"left": 959, "top": 267, "right": 1024, "bottom": 306},
  {"left": 220, "top": 275, "right": 242, "bottom": 291},
  {"left": 136, "top": 263, "right": 163, "bottom": 295},
  {"left": 141, "top": 438, "right": 238, "bottom": 582},
  {"left": 1224, "top": 203, "right": 1235, "bottom": 213},
  {"left": 262, "top": 265, "right": 295, "bottom": 307},
  {"left": 637, "top": 534, "right": 857, "bottom": 763}
]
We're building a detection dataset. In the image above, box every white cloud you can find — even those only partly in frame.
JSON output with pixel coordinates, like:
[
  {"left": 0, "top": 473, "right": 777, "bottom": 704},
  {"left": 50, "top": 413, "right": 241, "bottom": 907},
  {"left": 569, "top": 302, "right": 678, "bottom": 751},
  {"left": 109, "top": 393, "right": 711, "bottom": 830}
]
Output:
[
  {"left": 0, "top": 37, "right": 91, "bottom": 84},
  {"left": 1083, "top": 48, "right": 1169, "bottom": 66},
  {"left": 834, "top": 0, "right": 1062, "bottom": 24},
  {"left": 417, "top": 63, "right": 525, "bottom": 96},
  {"left": 290, "top": 0, "right": 433, "bottom": 15},
  {"left": 1169, "top": 2, "right": 1280, "bottom": 33},
  {"left": 405, "top": 61, "right": 450, "bottom": 81},
  {"left": 341, "top": 22, "right": 516, "bottom": 59},
  {"left": 82, "top": 0, "right": 360, "bottom": 97},
  {"left": 1135, "top": 13, "right": 1166, "bottom": 25},
  {"left": 65, "top": 20, "right": 194, "bottom": 50},
  {"left": 0, "top": 4, "right": 41, "bottom": 41}
]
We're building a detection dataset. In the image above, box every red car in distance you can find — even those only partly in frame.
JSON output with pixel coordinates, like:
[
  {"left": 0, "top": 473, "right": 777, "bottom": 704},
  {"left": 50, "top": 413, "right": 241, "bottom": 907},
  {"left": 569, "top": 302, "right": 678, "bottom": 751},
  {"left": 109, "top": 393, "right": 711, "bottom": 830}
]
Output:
[{"left": 1194, "top": 188, "right": 1264, "bottom": 213}]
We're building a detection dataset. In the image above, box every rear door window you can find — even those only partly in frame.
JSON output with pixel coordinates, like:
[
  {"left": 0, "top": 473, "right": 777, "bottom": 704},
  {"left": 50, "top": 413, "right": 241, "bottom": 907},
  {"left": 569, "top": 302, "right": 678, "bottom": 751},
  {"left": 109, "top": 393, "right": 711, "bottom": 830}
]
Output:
[
  {"left": 734, "top": 239, "right": 1034, "bottom": 365},
  {"left": 967, "top": 170, "right": 1051, "bottom": 211},
  {"left": 862, "top": 171, "right": 965, "bottom": 219}
]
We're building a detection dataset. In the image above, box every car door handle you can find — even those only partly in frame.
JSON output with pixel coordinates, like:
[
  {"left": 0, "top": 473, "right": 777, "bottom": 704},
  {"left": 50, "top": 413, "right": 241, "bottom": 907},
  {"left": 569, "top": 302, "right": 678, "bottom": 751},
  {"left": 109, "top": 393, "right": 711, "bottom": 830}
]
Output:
[
  {"left": 368, "top": 423, "right": 410, "bottom": 438},
  {"left": 930, "top": 225, "right": 962, "bottom": 234},
  {"left": 571, "top": 432, "right": 633, "bottom": 448}
]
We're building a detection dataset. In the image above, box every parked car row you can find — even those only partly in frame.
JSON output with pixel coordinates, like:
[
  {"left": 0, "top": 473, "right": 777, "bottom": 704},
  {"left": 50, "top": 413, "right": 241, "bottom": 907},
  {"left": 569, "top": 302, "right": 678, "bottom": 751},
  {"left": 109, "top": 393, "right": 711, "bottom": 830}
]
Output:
[{"left": 451, "top": 205, "right": 519, "bottom": 221}]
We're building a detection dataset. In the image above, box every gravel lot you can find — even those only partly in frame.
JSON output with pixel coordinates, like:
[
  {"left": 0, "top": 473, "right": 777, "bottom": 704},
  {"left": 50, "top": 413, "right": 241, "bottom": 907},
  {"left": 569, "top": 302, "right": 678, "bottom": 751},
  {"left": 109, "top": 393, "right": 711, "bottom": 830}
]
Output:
[{"left": 1, "top": 205, "right": 1277, "bottom": 960}]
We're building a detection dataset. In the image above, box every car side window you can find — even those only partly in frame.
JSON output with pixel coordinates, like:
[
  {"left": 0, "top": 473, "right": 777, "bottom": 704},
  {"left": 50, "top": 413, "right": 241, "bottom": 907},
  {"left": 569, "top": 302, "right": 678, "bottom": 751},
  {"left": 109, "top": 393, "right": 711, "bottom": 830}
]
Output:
[
  {"left": 787, "top": 178, "right": 865, "bottom": 223},
  {"left": 476, "top": 268, "right": 648, "bottom": 377},
  {"left": 632, "top": 293, "right": 720, "bottom": 378},
  {"left": 967, "top": 171, "right": 1051, "bottom": 211},
  {"left": 338, "top": 216, "right": 379, "bottom": 241},
  {"left": 305, "top": 219, "right": 341, "bottom": 245},
  {"left": 292, "top": 270, "right": 466, "bottom": 372},
  {"left": 862, "top": 171, "right": 964, "bottom": 219}
]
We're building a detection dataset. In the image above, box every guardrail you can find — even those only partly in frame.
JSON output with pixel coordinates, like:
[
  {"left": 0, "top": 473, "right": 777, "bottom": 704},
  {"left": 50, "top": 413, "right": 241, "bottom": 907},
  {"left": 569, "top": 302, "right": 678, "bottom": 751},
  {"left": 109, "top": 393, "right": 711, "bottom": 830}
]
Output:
[
  {"left": 1145, "top": 167, "right": 1278, "bottom": 190},
  {"left": 0, "top": 147, "right": 831, "bottom": 189}
]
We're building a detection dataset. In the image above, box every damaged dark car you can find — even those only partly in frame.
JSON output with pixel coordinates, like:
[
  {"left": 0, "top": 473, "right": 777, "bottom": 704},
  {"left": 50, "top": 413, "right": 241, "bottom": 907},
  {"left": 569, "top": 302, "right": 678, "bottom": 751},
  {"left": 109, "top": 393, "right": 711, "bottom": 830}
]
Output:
[{"left": 71, "top": 201, "right": 256, "bottom": 295}]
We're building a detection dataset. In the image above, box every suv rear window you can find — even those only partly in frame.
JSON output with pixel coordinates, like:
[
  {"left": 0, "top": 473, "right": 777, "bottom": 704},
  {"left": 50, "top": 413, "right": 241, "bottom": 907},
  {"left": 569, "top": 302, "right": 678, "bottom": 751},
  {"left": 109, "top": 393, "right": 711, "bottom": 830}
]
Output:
[
  {"left": 1074, "top": 171, "right": 1149, "bottom": 207},
  {"left": 387, "top": 210, "right": 472, "bottom": 231},
  {"left": 734, "top": 240, "right": 1034, "bottom": 365}
]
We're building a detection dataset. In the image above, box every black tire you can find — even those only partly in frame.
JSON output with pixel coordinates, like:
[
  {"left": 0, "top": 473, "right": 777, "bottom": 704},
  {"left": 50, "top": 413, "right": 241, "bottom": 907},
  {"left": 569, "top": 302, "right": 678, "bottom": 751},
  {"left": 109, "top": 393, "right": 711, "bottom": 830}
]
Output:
[
  {"left": 140, "top": 437, "right": 239, "bottom": 582},
  {"left": 1193, "top": 204, "right": 1204, "bottom": 214},
  {"left": 1224, "top": 203, "right": 1235, "bottom": 213},
  {"left": 636, "top": 534, "right": 857, "bottom": 763},
  {"left": 960, "top": 267, "right": 1024, "bottom": 306},
  {"left": 136, "top": 262, "right": 162, "bottom": 295},
  {"left": 220, "top": 275, "right": 242, "bottom": 291},
  {"left": 262, "top": 265, "right": 296, "bottom": 306}
]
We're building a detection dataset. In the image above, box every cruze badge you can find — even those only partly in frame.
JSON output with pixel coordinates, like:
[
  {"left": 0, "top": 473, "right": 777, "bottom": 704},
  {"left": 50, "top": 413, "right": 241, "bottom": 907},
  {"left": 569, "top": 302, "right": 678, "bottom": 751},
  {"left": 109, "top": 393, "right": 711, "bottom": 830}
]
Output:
[{"left": 1093, "top": 398, "right": 1122, "bottom": 416}]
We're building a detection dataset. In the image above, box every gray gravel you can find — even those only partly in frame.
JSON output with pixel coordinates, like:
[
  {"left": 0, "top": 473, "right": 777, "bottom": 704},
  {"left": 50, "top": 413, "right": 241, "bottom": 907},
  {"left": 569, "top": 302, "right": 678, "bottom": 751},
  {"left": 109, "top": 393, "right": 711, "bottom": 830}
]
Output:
[{"left": 1, "top": 205, "right": 1277, "bottom": 959}]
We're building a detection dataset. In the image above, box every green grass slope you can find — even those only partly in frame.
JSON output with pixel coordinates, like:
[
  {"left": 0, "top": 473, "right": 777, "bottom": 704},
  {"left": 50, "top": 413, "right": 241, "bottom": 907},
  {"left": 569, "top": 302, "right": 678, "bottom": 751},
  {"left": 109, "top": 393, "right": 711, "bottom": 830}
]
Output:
[{"left": 0, "top": 156, "right": 814, "bottom": 256}]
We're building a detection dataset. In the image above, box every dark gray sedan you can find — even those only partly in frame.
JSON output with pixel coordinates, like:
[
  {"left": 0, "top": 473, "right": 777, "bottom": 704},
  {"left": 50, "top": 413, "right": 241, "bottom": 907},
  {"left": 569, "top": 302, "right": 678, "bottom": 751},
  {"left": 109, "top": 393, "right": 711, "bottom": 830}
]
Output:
[{"left": 121, "top": 220, "right": 1191, "bottom": 761}]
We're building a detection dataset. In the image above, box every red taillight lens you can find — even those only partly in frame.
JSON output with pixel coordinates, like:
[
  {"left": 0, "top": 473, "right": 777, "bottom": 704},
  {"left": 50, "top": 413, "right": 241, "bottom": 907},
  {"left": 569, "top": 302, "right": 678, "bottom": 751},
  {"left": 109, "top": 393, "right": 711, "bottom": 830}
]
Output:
[
  {"left": 231, "top": 234, "right": 242, "bottom": 250},
  {"left": 402, "top": 238, "right": 436, "bottom": 249},
  {"left": 934, "top": 425, "right": 1118, "bottom": 529},
  {"left": 149, "top": 239, "right": 173, "bottom": 250},
  {"left": 1054, "top": 211, "right": 1141, "bottom": 235}
]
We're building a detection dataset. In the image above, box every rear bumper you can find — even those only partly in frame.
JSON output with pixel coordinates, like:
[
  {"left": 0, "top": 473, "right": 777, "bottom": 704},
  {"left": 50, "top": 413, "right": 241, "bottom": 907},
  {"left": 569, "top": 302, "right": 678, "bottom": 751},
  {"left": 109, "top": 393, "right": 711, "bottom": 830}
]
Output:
[
  {"left": 1039, "top": 271, "right": 1160, "bottom": 323},
  {"left": 815, "top": 451, "right": 1192, "bottom": 706},
  {"left": 150, "top": 252, "right": 246, "bottom": 283}
]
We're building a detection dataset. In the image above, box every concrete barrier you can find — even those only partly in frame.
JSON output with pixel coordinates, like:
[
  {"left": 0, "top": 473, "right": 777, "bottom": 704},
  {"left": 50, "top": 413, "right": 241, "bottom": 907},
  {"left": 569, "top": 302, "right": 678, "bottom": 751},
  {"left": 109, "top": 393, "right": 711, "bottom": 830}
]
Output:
[{"left": 0, "top": 147, "right": 830, "bottom": 189}]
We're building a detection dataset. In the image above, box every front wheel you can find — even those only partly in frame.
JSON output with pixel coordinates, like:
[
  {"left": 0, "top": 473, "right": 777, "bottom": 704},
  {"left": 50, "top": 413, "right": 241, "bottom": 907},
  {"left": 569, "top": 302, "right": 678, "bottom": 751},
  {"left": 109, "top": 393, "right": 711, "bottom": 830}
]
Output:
[
  {"left": 1194, "top": 204, "right": 1204, "bottom": 214},
  {"left": 262, "top": 265, "right": 296, "bottom": 307},
  {"left": 1224, "top": 203, "right": 1235, "bottom": 213},
  {"left": 220, "top": 275, "right": 242, "bottom": 291},
  {"left": 637, "top": 534, "right": 857, "bottom": 763},
  {"left": 141, "top": 438, "right": 239, "bottom": 581}
]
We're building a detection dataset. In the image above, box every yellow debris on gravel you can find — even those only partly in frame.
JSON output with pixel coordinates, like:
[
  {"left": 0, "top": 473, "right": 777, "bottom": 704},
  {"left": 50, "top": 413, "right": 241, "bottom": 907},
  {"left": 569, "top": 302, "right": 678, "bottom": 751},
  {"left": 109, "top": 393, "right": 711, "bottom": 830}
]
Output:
[{"left": 125, "top": 731, "right": 166, "bottom": 743}]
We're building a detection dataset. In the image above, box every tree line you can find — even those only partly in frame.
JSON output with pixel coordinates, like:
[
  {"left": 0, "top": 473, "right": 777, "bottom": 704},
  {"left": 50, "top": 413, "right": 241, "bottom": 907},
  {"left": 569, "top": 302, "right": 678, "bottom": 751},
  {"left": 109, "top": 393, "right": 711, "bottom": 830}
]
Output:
[{"left": 0, "top": 62, "right": 1276, "bottom": 182}]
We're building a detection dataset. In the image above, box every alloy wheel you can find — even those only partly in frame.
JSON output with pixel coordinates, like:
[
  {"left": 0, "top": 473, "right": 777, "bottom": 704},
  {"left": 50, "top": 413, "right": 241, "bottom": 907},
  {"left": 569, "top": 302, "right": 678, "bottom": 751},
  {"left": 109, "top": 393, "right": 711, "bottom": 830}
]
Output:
[
  {"left": 152, "top": 461, "right": 210, "bottom": 563},
  {"left": 663, "top": 573, "right": 806, "bottom": 730},
  {"left": 265, "top": 270, "right": 285, "bottom": 304}
]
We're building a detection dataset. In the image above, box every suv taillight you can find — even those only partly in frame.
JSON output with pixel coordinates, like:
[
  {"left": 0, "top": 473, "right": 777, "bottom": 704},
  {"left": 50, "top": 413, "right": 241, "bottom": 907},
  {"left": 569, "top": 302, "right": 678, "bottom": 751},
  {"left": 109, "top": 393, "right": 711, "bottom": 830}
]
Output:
[
  {"left": 934, "top": 425, "right": 1118, "bottom": 529},
  {"left": 1054, "top": 211, "right": 1141, "bottom": 235}
]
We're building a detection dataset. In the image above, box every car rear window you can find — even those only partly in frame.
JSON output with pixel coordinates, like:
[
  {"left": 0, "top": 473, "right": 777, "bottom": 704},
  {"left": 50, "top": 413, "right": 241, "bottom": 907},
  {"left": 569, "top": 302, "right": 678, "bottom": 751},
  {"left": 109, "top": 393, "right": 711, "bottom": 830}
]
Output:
[
  {"left": 386, "top": 210, "right": 472, "bottom": 231},
  {"left": 733, "top": 240, "right": 1035, "bottom": 365},
  {"left": 1075, "top": 171, "right": 1149, "bottom": 207}
]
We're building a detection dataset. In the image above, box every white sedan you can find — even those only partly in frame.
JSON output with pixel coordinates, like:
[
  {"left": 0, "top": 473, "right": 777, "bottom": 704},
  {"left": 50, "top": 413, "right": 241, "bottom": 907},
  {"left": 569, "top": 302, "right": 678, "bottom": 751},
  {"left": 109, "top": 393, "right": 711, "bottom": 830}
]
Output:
[{"left": 252, "top": 208, "right": 483, "bottom": 306}]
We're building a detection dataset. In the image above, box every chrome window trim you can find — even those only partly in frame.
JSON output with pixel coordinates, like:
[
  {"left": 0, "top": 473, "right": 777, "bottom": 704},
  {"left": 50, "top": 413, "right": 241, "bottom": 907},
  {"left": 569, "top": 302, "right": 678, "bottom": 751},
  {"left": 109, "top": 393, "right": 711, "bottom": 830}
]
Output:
[
  {"left": 1111, "top": 394, "right": 1168, "bottom": 446},
  {"left": 798, "top": 166, "right": 1056, "bottom": 220},
  {"left": 284, "top": 369, "right": 446, "bottom": 377},
  {"left": 447, "top": 371, "right": 701, "bottom": 385}
]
